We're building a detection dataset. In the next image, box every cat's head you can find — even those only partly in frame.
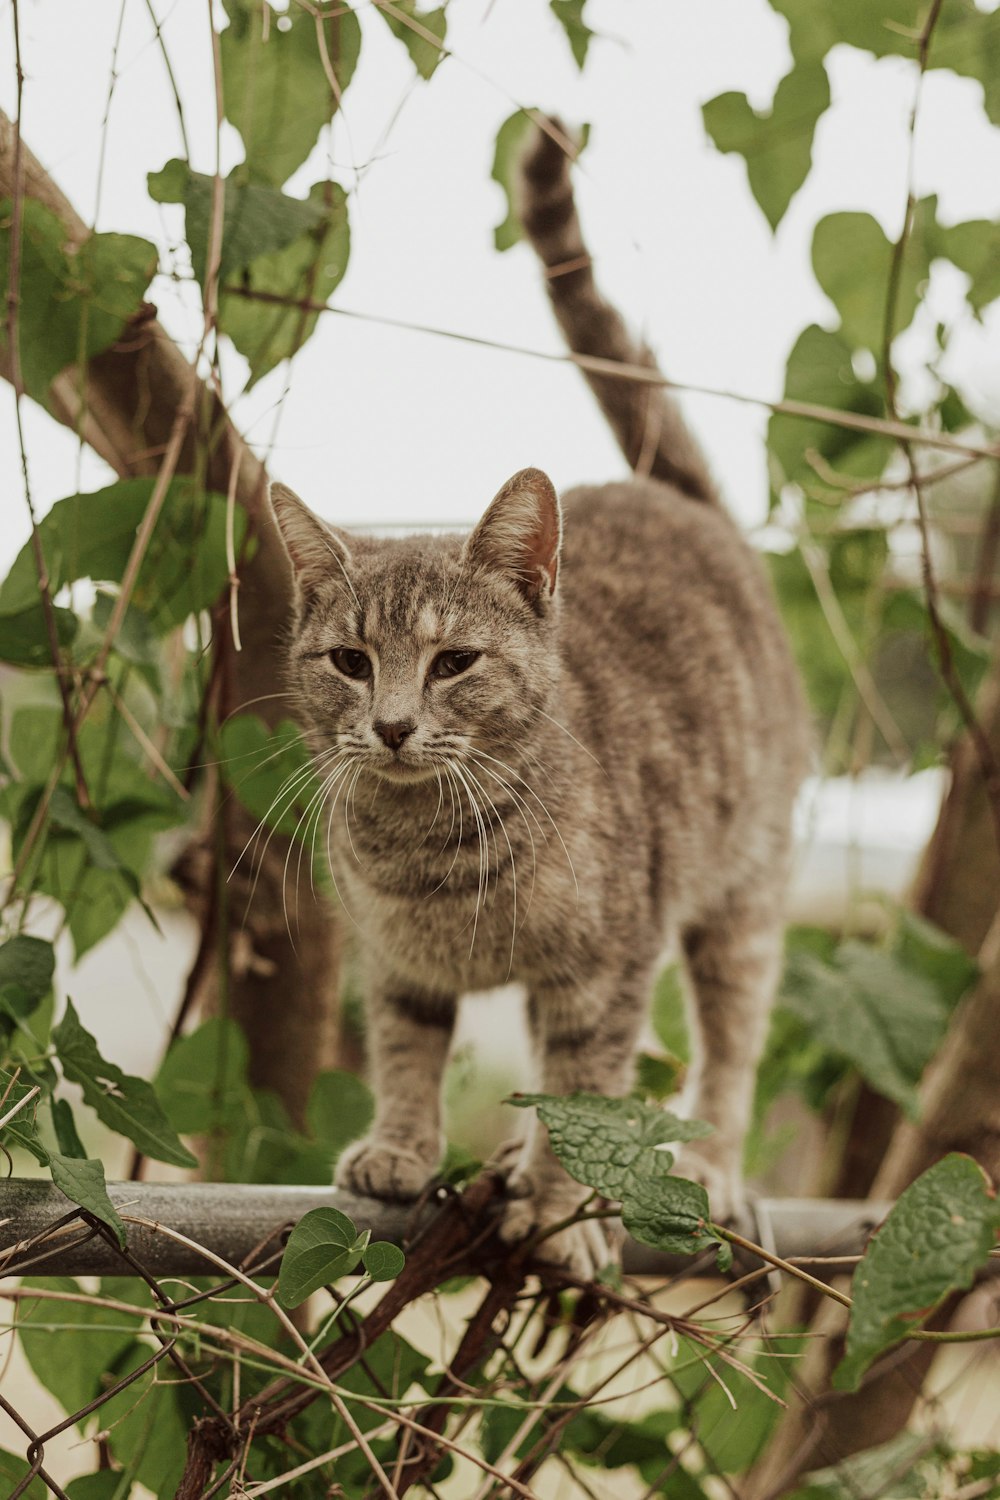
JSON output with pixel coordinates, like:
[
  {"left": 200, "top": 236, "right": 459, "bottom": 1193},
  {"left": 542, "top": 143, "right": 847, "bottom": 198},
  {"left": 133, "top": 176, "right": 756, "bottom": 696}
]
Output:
[{"left": 269, "top": 468, "right": 562, "bottom": 783}]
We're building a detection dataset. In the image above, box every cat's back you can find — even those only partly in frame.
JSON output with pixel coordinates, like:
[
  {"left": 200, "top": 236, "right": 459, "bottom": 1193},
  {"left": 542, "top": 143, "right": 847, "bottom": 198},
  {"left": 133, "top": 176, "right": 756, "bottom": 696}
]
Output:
[{"left": 558, "top": 477, "right": 809, "bottom": 790}]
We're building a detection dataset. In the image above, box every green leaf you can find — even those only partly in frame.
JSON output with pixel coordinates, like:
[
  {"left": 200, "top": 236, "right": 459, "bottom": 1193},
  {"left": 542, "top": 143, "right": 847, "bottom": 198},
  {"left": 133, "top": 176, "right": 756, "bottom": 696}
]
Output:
[
  {"left": 550, "top": 0, "right": 593, "bottom": 68},
  {"left": 0, "top": 477, "right": 248, "bottom": 634},
  {"left": 0, "top": 199, "right": 156, "bottom": 407},
  {"left": 154, "top": 1016, "right": 250, "bottom": 1136},
  {"left": 792, "top": 1430, "right": 940, "bottom": 1500},
  {"left": 702, "top": 62, "right": 829, "bottom": 231},
  {"left": 0, "top": 1066, "right": 48, "bottom": 1164},
  {"left": 362, "top": 1241, "right": 405, "bottom": 1281},
  {"left": 492, "top": 110, "right": 537, "bottom": 253},
  {"left": 619, "top": 1172, "right": 721, "bottom": 1259},
  {"left": 893, "top": 910, "right": 978, "bottom": 1011},
  {"left": 669, "top": 1335, "right": 803, "bottom": 1474},
  {"left": 507, "top": 1091, "right": 712, "bottom": 1198},
  {"left": 0, "top": 934, "right": 55, "bottom": 1017},
  {"left": 19, "top": 1275, "right": 138, "bottom": 1422},
  {"left": 101, "top": 1341, "right": 194, "bottom": 1497},
  {"left": 221, "top": 0, "right": 360, "bottom": 187},
  {"left": 0, "top": 1448, "right": 46, "bottom": 1500},
  {"left": 53, "top": 999, "right": 197, "bottom": 1167},
  {"left": 780, "top": 940, "right": 948, "bottom": 1117},
  {"left": 650, "top": 963, "right": 691, "bottom": 1063},
  {"left": 937, "top": 217, "right": 1000, "bottom": 317},
  {"left": 220, "top": 714, "right": 321, "bottom": 839},
  {"left": 306, "top": 1068, "right": 374, "bottom": 1158},
  {"left": 278, "top": 1206, "right": 365, "bottom": 1307},
  {"left": 767, "top": 325, "right": 891, "bottom": 502},
  {"left": 0, "top": 603, "right": 78, "bottom": 668},
  {"left": 49, "top": 786, "right": 135, "bottom": 877},
  {"left": 148, "top": 160, "right": 327, "bottom": 291},
  {"left": 66, "top": 1475, "right": 134, "bottom": 1500},
  {"left": 219, "top": 179, "right": 349, "bottom": 383},
  {"left": 768, "top": 530, "right": 889, "bottom": 733},
  {"left": 834, "top": 1154, "right": 1000, "bottom": 1391},
  {"left": 812, "top": 210, "right": 931, "bottom": 353},
  {"left": 51, "top": 1098, "right": 87, "bottom": 1159},
  {"left": 376, "top": 0, "right": 447, "bottom": 79},
  {"left": 48, "top": 1153, "right": 127, "bottom": 1247}
]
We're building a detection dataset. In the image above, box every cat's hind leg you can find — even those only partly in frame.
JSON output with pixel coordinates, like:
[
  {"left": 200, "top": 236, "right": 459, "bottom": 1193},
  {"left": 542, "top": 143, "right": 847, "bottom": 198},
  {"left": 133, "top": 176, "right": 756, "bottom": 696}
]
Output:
[{"left": 676, "top": 889, "right": 786, "bottom": 1222}]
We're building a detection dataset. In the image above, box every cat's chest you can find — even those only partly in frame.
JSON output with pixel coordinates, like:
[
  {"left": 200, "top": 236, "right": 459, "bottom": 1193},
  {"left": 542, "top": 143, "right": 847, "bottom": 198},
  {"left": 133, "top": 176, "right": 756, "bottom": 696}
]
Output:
[{"left": 328, "top": 818, "right": 577, "bottom": 991}]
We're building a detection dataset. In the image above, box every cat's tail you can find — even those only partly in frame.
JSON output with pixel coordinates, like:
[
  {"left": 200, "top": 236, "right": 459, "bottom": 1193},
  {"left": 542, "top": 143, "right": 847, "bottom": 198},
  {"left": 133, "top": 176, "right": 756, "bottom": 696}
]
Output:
[{"left": 517, "top": 118, "right": 719, "bottom": 507}]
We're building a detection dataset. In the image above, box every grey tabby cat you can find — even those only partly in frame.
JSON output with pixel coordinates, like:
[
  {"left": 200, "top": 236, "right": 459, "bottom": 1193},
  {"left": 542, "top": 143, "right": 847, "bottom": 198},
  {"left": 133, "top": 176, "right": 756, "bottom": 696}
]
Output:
[{"left": 269, "top": 120, "right": 810, "bottom": 1275}]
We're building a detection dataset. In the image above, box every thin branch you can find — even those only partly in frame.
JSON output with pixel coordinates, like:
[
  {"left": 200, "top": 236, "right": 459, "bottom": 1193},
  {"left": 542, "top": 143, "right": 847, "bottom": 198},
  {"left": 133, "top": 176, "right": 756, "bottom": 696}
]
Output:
[{"left": 219, "top": 286, "right": 1000, "bottom": 462}]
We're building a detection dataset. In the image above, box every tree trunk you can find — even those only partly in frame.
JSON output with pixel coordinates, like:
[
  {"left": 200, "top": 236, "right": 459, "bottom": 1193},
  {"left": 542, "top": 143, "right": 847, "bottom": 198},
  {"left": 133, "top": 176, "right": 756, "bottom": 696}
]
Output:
[
  {"left": 0, "top": 111, "right": 342, "bottom": 1120},
  {"left": 745, "top": 655, "right": 1000, "bottom": 1499}
]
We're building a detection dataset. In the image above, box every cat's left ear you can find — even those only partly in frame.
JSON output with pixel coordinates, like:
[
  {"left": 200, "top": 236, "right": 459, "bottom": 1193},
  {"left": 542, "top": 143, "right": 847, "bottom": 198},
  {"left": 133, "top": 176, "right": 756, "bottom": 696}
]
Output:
[
  {"left": 268, "top": 482, "right": 353, "bottom": 596},
  {"left": 464, "top": 468, "right": 562, "bottom": 607}
]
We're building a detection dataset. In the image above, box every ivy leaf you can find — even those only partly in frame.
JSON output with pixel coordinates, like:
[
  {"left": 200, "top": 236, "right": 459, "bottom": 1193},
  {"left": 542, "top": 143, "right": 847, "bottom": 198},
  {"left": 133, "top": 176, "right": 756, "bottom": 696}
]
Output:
[
  {"left": 619, "top": 1172, "right": 724, "bottom": 1261},
  {"left": 0, "top": 1449, "right": 46, "bottom": 1500},
  {"left": 221, "top": 0, "right": 360, "bottom": 187},
  {"left": 148, "top": 160, "right": 326, "bottom": 290},
  {"left": 362, "top": 1241, "right": 405, "bottom": 1281},
  {"left": 219, "top": 179, "right": 349, "bottom": 384},
  {"left": 53, "top": 999, "right": 197, "bottom": 1168},
  {"left": 51, "top": 1098, "right": 87, "bottom": 1159},
  {"left": 0, "top": 603, "right": 78, "bottom": 668},
  {"left": 220, "top": 714, "right": 321, "bottom": 839},
  {"left": 0, "top": 200, "right": 156, "bottom": 407},
  {"left": 278, "top": 1206, "right": 367, "bottom": 1306},
  {"left": 0, "top": 477, "right": 247, "bottom": 634},
  {"left": 48, "top": 1153, "right": 127, "bottom": 1248},
  {"left": 0, "top": 1066, "right": 48, "bottom": 1164},
  {"left": 767, "top": 325, "right": 891, "bottom": 504},
  {"left": 812, "top": 210, "right": 931, "bottom": 353},
  {"left": 702, "top": 62, "right": 830, "bottom": 231},
  {"left": 834, "top": 1154, "right": 1000, "bottom": 1391},
  {"left": 18, "top": 1275, "right": 138, "bottom": 1421},
  {"left": 306, "top": 1069, "right": 374, "bottom": 1159},
  {"left": 154, "top": 1016, "right": 250, "bottom": 1136},
  {"left": 376, "top": 0, "right": 447, "bottom": 80},
  {"left": 492, "top": 110, "right": 535, "bottom": 253},
  {"left": 795, "top": 1430, "right": 946, "bottom": 1499},
  {"left": 550, "top": 0, "right": 594, "bottom": 68},
  {"left": 937, "top": 218, "right": 1000, "bottom": 317},
  {"left": 780, "top": 941, "right": 948, "bottom": 1118},
  {"left": 508, "top": 1092, "right": 712, "bottom": 1199},
  {"left": 0, "top": 935, "right": 55, "bottom": 1022}
]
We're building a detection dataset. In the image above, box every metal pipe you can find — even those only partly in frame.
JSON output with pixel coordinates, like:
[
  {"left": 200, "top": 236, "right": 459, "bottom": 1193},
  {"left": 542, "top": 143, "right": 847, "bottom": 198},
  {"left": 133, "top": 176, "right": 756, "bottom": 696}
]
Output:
[{"left": 0, "top": 1179, "right": 898, "bottom": 1281}]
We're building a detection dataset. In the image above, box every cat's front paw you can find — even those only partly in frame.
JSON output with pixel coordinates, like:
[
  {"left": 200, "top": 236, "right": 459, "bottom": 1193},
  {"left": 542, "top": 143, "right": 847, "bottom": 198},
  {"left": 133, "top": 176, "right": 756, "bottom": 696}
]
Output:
[
  {"left": 335, "top": 1136, "right": 440, "bottom": 1202},
  {"left": 497, "top": 1176, "right": 621, "bottom": 1280}
]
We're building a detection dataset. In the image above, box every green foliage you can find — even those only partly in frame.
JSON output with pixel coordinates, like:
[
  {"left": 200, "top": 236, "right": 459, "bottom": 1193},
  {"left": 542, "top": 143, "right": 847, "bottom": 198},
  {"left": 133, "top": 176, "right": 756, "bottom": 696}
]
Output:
[
  {"left": 509, "top": 1090, "right": 711, "bottom": 1198},
  {"left": 780, "top": 939, "right": 949, "bottom": 1117},
  {"left": 278, "top": 1205, "right": 370, "bottom": 1306},
  {"left": 376, "top": 0, "right": 448, "bottom": 79},
  {"left": 0, "top": 934, "right": 54, "bottom": 1028},
  {"left": 492, "top": 109, "right": 538, "bottom": 253},
  {"left": 47, "top": 1154, "right": 127, "bottom": 1246},
  {"left": 0, "top": 477, "right": 247, "bottom": 634},
  {"left": 221, "top": 0, "right": 361, "bottom": 187},
  {"left": 54, "top": 998, "right": 197, "bottom": 1167},
  {"left": 0, "top": 200, "right": 156, "bottom": 405},
  {"left": 220, "top": 713, "right": 322, "bottom": 839},
  {"left": 511, "top": 1091, "right": 729, "bottom": 1265},
  {"left": 18, "top": 1276, "right": 137, "bottom": 1421},
  {"left": 703, "top": 63, "right": 830, "bottom": 230},
  {"left": 834, "top": 1153, "right": 1000, "bottom": 1390},
  {"left": 550, "top": 0, "right": 594, "bottom": 68},
  {"left": 362, "top": 1239, "right": 406, "bottom": 1280}
]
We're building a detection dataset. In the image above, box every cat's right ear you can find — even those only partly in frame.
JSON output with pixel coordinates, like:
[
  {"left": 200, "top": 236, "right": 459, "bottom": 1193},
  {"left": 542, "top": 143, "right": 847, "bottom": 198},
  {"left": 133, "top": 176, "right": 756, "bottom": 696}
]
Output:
[{"left": 269, "top": 483, "right": 353, "bottom": 596}]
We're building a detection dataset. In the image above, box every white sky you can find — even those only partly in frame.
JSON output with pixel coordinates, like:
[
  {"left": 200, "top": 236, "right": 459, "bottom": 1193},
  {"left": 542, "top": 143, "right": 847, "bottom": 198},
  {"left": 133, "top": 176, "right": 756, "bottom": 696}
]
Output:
[{"left": 2, "top": 0, "right": 1000, "bottom": 561}]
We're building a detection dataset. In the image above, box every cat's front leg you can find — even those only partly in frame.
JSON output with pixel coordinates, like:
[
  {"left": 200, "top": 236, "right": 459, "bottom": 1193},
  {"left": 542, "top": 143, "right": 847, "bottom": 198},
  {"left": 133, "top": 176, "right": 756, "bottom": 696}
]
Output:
[
  {"left": 497, "top": 964, "right": 652, "bottom": 1278},
  {"left": 335, "top": 977, "right": 457, "bottom": 1203}
]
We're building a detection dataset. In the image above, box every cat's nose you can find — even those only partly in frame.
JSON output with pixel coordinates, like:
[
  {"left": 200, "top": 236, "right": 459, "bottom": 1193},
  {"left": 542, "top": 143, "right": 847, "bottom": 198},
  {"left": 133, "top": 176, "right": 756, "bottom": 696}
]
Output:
[{"left": 373, "top": 719, "right": 416, "bottom": 751}]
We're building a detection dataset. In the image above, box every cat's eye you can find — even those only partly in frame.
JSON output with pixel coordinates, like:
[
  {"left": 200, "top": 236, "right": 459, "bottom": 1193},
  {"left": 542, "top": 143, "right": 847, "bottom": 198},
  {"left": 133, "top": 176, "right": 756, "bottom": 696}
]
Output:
[
  {"left": 431, "top": 649, "right": 480, "bottom": 680},
  {"left": 329, "top": 647, "right": 372, "bottom": 680}
]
